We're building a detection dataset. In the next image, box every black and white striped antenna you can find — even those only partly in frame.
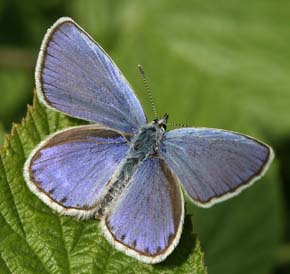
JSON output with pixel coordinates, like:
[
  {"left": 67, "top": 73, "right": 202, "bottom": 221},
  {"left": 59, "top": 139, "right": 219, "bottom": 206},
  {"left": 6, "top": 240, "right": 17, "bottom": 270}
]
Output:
[
  {"left": 138, "top": 64, "right": 158, "bottom": 119},
  {"left": 167, "top": 122, "right": 190, "bottom": 128}
]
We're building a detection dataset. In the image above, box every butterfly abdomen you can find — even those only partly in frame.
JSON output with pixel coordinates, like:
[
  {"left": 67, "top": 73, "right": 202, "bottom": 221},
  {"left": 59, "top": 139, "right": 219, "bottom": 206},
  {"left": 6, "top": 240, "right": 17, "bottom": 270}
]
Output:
[{"left": 96, "top": 124, "right": 164, "bottom": 217}]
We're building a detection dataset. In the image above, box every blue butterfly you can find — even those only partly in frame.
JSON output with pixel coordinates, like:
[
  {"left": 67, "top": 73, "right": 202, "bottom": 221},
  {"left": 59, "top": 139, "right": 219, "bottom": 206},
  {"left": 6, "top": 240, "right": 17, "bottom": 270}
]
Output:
[{"left": 24, "top": 17, "right": 274, "bottom": 264}]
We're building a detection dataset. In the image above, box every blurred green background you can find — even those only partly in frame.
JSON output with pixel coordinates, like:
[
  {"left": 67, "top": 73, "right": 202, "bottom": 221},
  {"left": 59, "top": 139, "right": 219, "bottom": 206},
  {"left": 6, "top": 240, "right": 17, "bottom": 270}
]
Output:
[{"left": 0, "top": 0, "right": 289, "bottom": 273}]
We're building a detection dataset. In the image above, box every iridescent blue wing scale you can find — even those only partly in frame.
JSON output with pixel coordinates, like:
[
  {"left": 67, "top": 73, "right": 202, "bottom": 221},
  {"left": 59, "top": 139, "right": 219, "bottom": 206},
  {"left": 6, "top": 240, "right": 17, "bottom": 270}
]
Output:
[
  {"left": 35, "top": 17, "right": 146, "bottom": 134},
  {"left": 159, "top": 128, "right": 274, "bottom": 207},
  {"left": 24, "top": 125, "right": 129, "bottom": 218},
  {"left": 101, "top": 157, "right": 184, "bottom": 264}
]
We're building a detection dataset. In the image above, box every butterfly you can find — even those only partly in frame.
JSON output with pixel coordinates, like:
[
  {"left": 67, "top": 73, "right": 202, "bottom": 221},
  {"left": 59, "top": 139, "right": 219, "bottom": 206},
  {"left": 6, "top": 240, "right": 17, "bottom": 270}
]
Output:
[{"left": 23, "top": 17, "right": 274, "bottom": 264}]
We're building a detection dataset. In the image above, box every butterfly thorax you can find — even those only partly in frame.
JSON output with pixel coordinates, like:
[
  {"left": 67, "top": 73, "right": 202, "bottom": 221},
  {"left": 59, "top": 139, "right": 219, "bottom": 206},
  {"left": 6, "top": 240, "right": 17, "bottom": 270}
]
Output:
[
  {"left": 96, "top": 115, "right": 168, "bottom": 217},
  {"left": 132, "top": 124, "right": 163, "bottom": 156},
  {"left": 123, "top": 113, "right": 169, "bottom": 165}
]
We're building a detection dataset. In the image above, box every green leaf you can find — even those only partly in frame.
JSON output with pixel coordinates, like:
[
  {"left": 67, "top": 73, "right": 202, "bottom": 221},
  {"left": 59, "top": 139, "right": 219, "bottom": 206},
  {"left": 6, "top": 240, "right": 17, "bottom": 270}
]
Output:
[{"left": 0, "top": 95, "right": 207, "bottom": 274}]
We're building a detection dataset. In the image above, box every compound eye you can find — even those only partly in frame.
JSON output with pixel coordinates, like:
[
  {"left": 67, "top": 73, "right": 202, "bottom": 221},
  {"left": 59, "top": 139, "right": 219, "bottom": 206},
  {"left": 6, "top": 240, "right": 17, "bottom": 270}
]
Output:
[{"left": 161, "top": 124, "right": 167, "bottom": 131}]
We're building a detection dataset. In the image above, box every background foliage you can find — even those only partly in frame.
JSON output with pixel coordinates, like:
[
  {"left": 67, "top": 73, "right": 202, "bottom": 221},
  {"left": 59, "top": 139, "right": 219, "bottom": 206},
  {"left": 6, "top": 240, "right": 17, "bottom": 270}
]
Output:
[{"left": 0, "top": 0, "right": 289, "bottom": 273}]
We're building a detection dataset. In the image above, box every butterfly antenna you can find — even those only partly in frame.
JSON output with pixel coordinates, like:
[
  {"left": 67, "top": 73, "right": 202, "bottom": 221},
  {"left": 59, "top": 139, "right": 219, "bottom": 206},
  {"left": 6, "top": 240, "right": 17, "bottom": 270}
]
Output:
[
  {"left": 138, "top": 64, "right": 158, "bottom": 119},
  {"left": 167, "top": 122, "right": 190, "bottom": 128}
]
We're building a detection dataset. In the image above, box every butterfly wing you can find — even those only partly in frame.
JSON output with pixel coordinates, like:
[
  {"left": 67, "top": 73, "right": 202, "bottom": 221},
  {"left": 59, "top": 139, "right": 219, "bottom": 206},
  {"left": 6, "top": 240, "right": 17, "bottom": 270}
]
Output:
[
  {"left": 35, "top": 17, "right": 146, "bottom": 134},
  {"left": 24, "top": 125, "right": 129, "bottom": 218},
  {"left": 101, "top": 157, "right": 184, "bottom": 264},
  {"left": 159, "top": 128, "right": 274, "bottom": 207}
]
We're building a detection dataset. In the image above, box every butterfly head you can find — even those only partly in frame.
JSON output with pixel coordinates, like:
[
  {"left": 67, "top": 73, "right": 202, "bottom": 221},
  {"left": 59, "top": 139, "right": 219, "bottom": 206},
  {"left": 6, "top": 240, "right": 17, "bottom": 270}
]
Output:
[{"left": 153, "top": 113, "right": 169, "bottom": 132}]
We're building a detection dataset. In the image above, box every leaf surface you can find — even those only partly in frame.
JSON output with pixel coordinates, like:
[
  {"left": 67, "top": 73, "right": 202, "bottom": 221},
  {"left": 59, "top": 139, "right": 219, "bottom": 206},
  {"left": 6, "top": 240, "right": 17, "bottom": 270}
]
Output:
[{"left": 0, "top": 95, "right": 207, "bottom": 274}]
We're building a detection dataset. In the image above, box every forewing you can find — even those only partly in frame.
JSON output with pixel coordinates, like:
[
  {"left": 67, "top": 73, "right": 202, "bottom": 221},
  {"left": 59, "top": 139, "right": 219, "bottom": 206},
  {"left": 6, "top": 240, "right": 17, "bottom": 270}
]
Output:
[
  {"left": 159, "top": 128, "right": 274, "bottom": 207},
  {"left": 35, "top": 17, "right": 146, "bottom": 134},
  {"left": 24, "top": 125, "right": 129, "bottom": 218},
  {"left": 101, "top": 158, "right": 184, "bottom": 264}
]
